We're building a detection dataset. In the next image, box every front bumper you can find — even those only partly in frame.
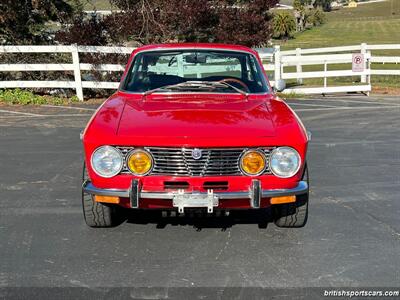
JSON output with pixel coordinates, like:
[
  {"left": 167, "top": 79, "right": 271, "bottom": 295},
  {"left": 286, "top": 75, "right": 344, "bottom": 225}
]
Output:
[{"left": 83, "top": 179, "right": 308, "bottom": 210}]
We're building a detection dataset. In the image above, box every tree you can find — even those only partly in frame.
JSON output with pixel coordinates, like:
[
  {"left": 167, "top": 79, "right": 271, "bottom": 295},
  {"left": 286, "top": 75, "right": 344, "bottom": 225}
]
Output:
[
  {"left": 273, "top": 11, "right": 296, "bottom": 39},
  {"left": 54, "top": 0, "right": 279, "bottom": 97},
  {"left": 293, "top": 0, "right": 306, "bottom": 31},
  {"left": 213, "top": 0, "right": 279, "bottom": 47},
  {"left": 56, "top": 0, "right": 279, "bottom": 47},
  {"left": 0, "top": 0, "right": 78, "bottom": 45},
  {"left": 55, "top": 14, "right": 108, "bottom": 46}
]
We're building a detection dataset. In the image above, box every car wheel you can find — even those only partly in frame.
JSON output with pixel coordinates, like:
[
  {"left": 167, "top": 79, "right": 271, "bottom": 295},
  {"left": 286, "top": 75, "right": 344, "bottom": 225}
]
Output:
[
  {"left": 81, "top": 163, "right": 123, "bottom": 228},
  {"left": 273, "top": 163, "right": 309, "bottom": 228}
]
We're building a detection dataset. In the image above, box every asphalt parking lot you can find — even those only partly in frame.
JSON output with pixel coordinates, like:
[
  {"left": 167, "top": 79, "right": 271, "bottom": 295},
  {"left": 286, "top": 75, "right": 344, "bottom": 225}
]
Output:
[{"left": 0, "top": 95, "right": 399, "bottom": 294}]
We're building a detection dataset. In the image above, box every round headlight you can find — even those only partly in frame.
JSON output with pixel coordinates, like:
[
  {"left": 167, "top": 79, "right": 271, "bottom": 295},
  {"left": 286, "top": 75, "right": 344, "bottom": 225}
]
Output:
[
  {"left": 270, "top": 147, "right": 301, "bottom": 178},
  {"left": 240, "top": 149, "right": 266, "bottom": 176},
  {"left": 127, "top": 149, "right": 153, "bottom": 176},
  {"left": 91, "top": 146, "right": 123, "bottom": 178}
]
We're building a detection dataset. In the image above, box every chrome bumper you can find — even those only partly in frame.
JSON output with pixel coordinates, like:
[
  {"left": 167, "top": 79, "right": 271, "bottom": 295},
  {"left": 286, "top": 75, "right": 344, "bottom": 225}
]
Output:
[{"left": 82, "top": 180, "right": 308, "bottom": 209}]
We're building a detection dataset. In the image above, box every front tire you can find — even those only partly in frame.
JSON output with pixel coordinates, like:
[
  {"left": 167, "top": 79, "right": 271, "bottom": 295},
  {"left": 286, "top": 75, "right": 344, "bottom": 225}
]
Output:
[
  {"left": 81, "top": 164, "right": 122, "bottom": 228},
  {"left": 273, "top": 164, "right": 309, "bottom": 228}
]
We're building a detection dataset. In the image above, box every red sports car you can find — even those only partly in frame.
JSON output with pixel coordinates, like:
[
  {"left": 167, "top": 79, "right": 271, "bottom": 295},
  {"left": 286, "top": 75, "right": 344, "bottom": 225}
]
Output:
[{"left": 81, "top": 43, "right": 310, "bottom": 228}]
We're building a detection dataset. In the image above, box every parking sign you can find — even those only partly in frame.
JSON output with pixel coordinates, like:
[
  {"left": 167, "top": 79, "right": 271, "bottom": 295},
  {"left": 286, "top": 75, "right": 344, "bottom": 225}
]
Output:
[{"left": 352, "top": 53, "right": 365, "bottom": 72}]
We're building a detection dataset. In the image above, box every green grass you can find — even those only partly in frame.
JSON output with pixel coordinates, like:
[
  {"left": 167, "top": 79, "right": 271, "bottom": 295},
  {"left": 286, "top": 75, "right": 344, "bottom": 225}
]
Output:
[
  {"left": 277, "top": 0, "right": 400, "bottom": 50},
  {"left": 278, "top": 19, "right": 400, "bottom": 51},
  {"left": 0, "top": 89, "right": 79, "bottom": 105}
]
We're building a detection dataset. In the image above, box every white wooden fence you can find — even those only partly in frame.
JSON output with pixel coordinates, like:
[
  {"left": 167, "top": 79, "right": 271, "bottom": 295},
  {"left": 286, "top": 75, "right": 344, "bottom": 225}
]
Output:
[
  {"left": 0, "top": 45, "right": 133, "bottom": 100},
  {"left": 261, "top": 43, "right": 400, "bottom": 95},
  {"left": 0, "top": 43, "right": 399, "bottom": 100}
]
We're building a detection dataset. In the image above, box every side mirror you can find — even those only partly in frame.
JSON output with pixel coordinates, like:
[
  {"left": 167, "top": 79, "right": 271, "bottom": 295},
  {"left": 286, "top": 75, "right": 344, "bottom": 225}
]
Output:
[
  {"left": 274, "top": 79, "right": 286, "bottom": 92},
  {"left": 307, "top": 130, "right": 312, "bottom": 141}
]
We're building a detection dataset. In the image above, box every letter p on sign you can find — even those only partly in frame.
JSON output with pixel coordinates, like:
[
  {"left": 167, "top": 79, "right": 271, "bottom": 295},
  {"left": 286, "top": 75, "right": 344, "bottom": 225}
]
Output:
[{"left": 352, "top": 53, "right": 365, "bottom": 72}]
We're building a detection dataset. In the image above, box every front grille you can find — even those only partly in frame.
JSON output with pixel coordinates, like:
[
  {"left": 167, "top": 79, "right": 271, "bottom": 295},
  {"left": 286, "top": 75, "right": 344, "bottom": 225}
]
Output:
[{"left": 117, "top": 147, "right": 273, "bottom": 176}]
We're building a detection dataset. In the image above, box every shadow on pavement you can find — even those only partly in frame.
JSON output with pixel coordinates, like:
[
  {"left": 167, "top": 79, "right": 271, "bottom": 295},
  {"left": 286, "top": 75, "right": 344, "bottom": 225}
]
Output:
[{"left": 123, "top": 209, "right": 274, "bottom": 230}]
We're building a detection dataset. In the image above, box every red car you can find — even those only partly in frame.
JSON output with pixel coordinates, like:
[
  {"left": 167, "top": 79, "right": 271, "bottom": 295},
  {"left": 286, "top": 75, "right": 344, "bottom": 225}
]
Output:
[{"left": 81, "top": 43, "right": 310, "bottom": 228}]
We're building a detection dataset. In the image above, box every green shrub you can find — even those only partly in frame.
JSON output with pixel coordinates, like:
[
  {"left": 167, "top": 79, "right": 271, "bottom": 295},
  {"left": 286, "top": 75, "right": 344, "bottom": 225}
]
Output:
[
  {"left": 0, "top": 89, "right": 79, "bottom": 105},
  {"left": 310, "top": 8, "right": 326, "bottom": 26},
  {"left": 273, "top": 11, "right": 297, "bottom": 39}
]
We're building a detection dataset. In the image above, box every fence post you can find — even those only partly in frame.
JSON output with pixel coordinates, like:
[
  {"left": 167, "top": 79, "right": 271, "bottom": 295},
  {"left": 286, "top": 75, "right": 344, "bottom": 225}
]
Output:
[
  {"left": 361, "top": 43, "right": 367, "bottom": 83},
  {"left": 367, "top": 50, "right": 371, "bottom": 96},
  {"left": 324, "top": 61, "right": 327, "bottom": 88},
  {"left": 72, "top": 44, "right": 84, "bottom": 101},
  {"left": 296, "top": 48, "right": 303, "bottom": 85},
  {"left": 274, "top": 45, "right": 281, "bottom": 87}
]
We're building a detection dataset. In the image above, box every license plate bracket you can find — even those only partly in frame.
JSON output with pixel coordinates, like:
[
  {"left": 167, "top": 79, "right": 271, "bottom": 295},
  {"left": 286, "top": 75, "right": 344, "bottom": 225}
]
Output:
[{"left": 173, "top": 190, "right": 219, "bottom": 213}]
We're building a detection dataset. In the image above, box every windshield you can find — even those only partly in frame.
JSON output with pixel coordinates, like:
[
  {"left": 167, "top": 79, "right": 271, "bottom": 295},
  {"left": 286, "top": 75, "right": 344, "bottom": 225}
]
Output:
[{"left": 122, "top": 50, "right": 269, "bottom": 94}]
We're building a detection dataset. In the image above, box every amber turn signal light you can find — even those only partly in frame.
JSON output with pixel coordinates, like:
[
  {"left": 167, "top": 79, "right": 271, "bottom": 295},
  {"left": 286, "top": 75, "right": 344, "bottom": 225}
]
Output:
[
  {"left": 94, "top": 195, "right": 120, "bottom": 204},
  {"left": 270, "top": 195, "right": 296, "bottom": 205},
  {"left": 240, "top": 150, "right": 266, "bottom": 176},
  {"left": 127, "top": 149, "right": 153, "bottom": 176}
]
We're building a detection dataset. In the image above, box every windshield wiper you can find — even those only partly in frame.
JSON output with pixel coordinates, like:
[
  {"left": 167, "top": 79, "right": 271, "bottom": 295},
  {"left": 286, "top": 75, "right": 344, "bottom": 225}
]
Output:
[
  {"left": 144, "top": 82, "right": 212, "bottom": 96},
  {"left": 209, "top": 81, "right": 248, "bottom": 96},
  {"left": 143, "top": 82, "right": 189, "bottom": 96},
  {"left": 181, "top": 81, "right": 248, "bottom": 96},
  {"left": 143, "top": 81, "right": 248, "bottom": 96}
]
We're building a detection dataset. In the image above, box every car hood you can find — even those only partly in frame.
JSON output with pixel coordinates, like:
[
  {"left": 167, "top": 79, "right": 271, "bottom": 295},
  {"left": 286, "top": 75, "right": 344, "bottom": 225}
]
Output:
[{"left": 117, "top": 94, "right": 276, "bottom": 138}]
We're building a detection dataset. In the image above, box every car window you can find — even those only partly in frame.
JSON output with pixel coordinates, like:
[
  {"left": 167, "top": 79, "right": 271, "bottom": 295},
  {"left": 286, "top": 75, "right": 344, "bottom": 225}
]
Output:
[
  {"left": 123, "top": 50, "right": 269, "bottom": 94},
  {"left": 146, "top": 53, "right": 242, "bottom": 78}
]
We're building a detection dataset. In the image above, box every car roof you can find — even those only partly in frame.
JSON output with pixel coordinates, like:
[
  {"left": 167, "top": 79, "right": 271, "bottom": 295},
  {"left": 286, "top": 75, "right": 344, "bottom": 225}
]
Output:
[{"left": 132, "top": 43, "right": 258, "bottom": 56}]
